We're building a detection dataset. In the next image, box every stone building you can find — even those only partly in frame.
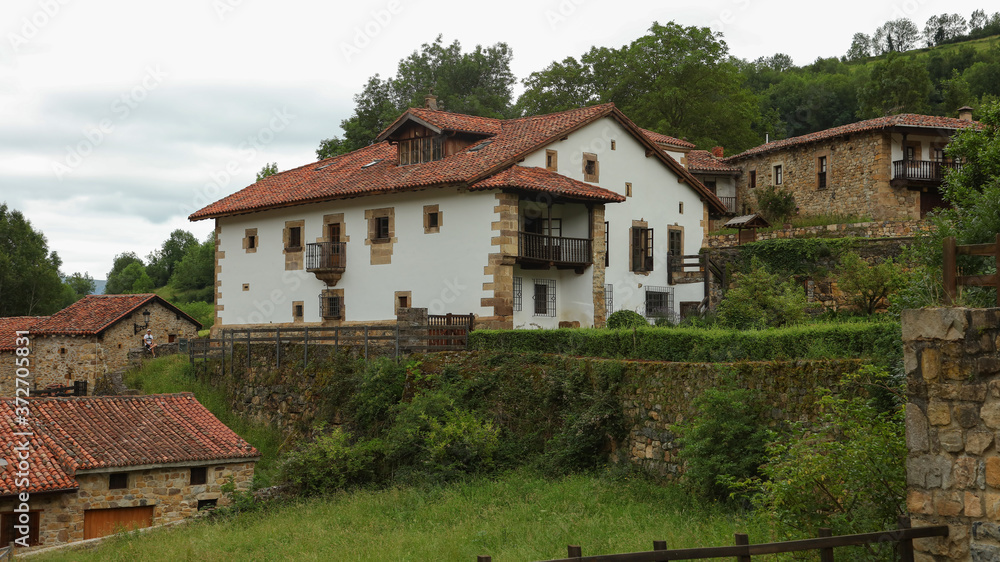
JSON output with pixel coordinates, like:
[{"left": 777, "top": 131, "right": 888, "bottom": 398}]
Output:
[
  {"left": 0, "top": 393, "right": 258, "bottom": 549},
  {"left": 724, "top": 110, "right": 978, "bottom": 221},
  {"left": 0, "top": 294, "right": 201, "bottom": 397}
]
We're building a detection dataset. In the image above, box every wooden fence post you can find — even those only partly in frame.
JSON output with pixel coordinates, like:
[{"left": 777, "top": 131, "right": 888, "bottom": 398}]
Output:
[
  {"left": 819, "top": 528, "right": 833, "bottom": 562},
  {"left": 476, "top": 557, "right": 491, "bottom": 562},
  {"left": 898, "top": 515, "right": 914, "bottom": 562},
  {"left": 735, "top": 533, "right": 751, "bottom": 562},
  {"left": 653, "top": 539, "right": 667, "bottom": 562},
  {"left": 364, "top": 326, "right": 369, "bottom": 361},
  {"left": 567, "top": 545, "right": 582, "bottom": 558},
  {"left": 943, "top": 236, "right": 957, "bottom": 304},
  {"left": 276, "top": 327, "right": 281, "bottom": 369}
]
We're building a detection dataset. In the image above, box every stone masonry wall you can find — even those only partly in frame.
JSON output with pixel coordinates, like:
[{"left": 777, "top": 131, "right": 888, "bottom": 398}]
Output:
[
  {"left": 732, "top": 132, "right": 920, "bottom": 221},
  {"left": 0, "top": 461, "right": 254, "bottom": 550},
  {"left": 705, "top": 219, "right": 932, "bottom": 249},
  {"left": 904, "top": 307, "right": 1000, "bottom": 561}
]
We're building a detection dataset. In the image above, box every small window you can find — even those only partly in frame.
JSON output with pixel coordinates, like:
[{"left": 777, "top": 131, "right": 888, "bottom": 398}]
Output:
[
  {"left": 545, "top": 150, "right": 558, "bottom": 172},
  {"left": 644, "top": 286, "right": 673, "bottom": 319},
  {"left": 817, "top": 156, "right": 827, "bottom": 190},
  {"left": 109, "top": 473, "right": 128, "bottom": 490},
  {"left": 398, "top": 295, "right": 408, "bottom": 308},
  {"left": 247, "top": 235, "right": 256, "bottom": 249},
  {"left": 190, "top": 467, "right": 207, "bottom": 485},
  {"left": 678, "top": 202, "right": 684, "bottom": 214},
  {"left": 533, "top": 279, "right": 556, "bottom": 317},
  {"left": 668, "top": 229, "right": 683, "bottom": 274},
  {"left": 704, "top": 180, "right": 717, "bottom": 191},
  {"left": 625, "top": 182, "right": 632, "bottom": 197},
  {"left": 773, "top": 165, "right": 783, "bottom": 185},
  {"left": 293, "top": 302, "right": 304, "bottom": 321},
  {"left": 374, "top": 217, "right": 390, "bottom": 241},
  {"left": 610, "top": 140, "right": 616, "bottom": 150},
  {"left": 286, "top": 226, "right": 302, "bottom": 251},
  {"left": 750, "top": 170, "right": 757, "bottom": 189},
  {"left": 242, "top": 283, "right": 250, "bottom": 291},
  {"left": 427, "top": 213, "right": 439, "bottom": 229},
  {"left": 321, "top": 294, "right": 344, "bottom": 320},
  {"left": 198, "top": 499, "right": 218, "bottom": 511},
  {"left": 424, "top": 205, "right": 442, "bottom": 234},
  {"left": 244, "top": 228, "right": 258, "bottom": 253},
  {"left": 513, "top": 276, "right": 523, "bottom": 312},
  {"left": 583, "top": 152, "right": 599, "bottom": 182},
  {"left": 59, "top": 347, "right": 66, "bottom": 355},
  {"left": 605, "top": 284, "right": 613, "bottom": 315},
  {"left": 631, "top": 227, "right": 654, "bottom": 272}
]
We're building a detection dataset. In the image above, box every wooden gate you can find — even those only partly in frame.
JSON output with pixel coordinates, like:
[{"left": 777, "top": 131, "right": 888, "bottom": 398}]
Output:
[{"left": 83, "top": 506, "right": 154, "bottom": 539}]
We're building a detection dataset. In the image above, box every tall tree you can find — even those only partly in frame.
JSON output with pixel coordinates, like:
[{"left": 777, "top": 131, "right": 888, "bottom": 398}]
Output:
[
  {"left": 856, "top": 52, "right": 932, "bottom": 118},
  {"left": 846, "top": 33, "right": 873, "bottom": 61},
  {"left": 321, "top": 36, "right": 516, "bottom": 156},
  {"left": 518, "top": 21, "right": 762, "bottom": 152},
  {"left": 873, "top": 19, "right": 920, "bottom": 54},
  {"left": 923, "top": 14, "right": 968, "bottom": 47},
  {"left": 146, "top": 229, "right": 198, "bottom": 287},
  {"left": 256, "top": 162, "right": 278, "bottom": 182},
  {"left": 63, "top": 272, "right": 95, "bottom": 299},
  {"left": 104, "top": 252, "right": 145, "bottom": 295},
  {"left": 169, "top": 232, "right": 217, "bottom": 302},
  {"left": 0, "top": 203, "right": 65, "bottom": 315}
]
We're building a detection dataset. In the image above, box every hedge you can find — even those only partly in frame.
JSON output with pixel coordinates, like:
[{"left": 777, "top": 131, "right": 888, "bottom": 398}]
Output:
[{"left": 469, "top": 321, "right": 901, "bottom": 364}]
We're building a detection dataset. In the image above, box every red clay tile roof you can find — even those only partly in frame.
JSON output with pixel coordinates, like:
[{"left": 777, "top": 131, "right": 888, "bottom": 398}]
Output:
[
  {"left": 687, "top": 150, "right": 741, "bottom": 174},
  {"left": 726, "top": 114, "right": 978, "bottom": 161},
  {"left": 0, "top": 317, "right": 48, "bottom": 351},
  {"left": 28, "top": 294, "right": 201, "bottom": 336},
  {"left": 0, "top": 393, "right": 259, "bottom": 496},
  {"left": 470, "top": 166, "right": 626, "bottom": 202},
  {"left": 640, "top": 128, "right": 696, "bottom": 149},
  {"left": 190, "top": 103, "right": 729, "bottom": 219}
]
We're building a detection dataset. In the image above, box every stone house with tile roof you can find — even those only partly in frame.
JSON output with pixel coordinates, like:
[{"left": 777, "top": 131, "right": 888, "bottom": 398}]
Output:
[
  {"left": 190, "top": 102, "right": 729, "bottom": 329},
  {"left": 0, "top": 295, "right": 201, "bottom": 397},
  {"left": 723, "top": 110, "right": 979, "bottom": 221},
  {"left": 0, "top": 393, "right": 258, "bottom": 549}
]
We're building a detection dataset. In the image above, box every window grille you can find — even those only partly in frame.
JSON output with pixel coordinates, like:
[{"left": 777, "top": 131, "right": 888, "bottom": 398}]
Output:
[
  {"left": 533, "top": 279, "right": 556, "bottom": 317},
  {"left": 513, "top": 276, "right": 522, "bottom": 312},
  {"left": 319, "top": 295, "right": 344, "bottom": 319},
  {"left": 644, "top": 286, "right": 673, "bottom": 319},
  {"left": 605, "top": 284, "right": 613, "bottom": 315}
]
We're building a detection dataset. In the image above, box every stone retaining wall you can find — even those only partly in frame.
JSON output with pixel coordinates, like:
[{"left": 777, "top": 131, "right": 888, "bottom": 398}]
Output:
[
  {"left": 904, "top": 307, "right": 1000, "bottom": 561},
  {"left": 705, "top": 219, "right": 931, "bottom": 249}
]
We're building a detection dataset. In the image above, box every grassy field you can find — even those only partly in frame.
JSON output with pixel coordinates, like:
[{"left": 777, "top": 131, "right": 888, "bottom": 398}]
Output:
[{"left": 31, "top": 470, "right": 772, "bottom": 561}]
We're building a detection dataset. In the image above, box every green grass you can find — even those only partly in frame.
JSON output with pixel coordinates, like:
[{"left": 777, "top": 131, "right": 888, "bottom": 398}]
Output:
[
  {"left": 31, "top": 470, "right": 772, "bottom": 561},
  {"left": 125, "top": 355, "right": 283, "bottom": 486}
]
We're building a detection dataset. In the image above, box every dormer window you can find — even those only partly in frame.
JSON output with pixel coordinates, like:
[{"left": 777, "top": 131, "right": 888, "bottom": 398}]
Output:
[{"left": 398, "top": 136, "right": 444, "bottom": 165}]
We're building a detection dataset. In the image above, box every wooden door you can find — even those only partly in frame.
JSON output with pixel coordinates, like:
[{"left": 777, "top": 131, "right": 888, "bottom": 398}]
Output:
[{"left": 84, "top": 506, "right": 155, "bottom": 539}]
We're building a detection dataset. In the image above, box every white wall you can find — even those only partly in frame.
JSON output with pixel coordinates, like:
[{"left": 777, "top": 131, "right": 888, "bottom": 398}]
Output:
[
  {"left": 216, "top": 189, "right": 497, "bottom": 325},
  {"left": 521, "top": 118, "right": 708, "bottom": 321}
]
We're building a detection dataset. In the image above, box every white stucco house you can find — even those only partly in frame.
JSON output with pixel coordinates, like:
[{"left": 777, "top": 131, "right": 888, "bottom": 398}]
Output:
[{"left": 189, "top": 101, "right": 728, "bottom": 330}]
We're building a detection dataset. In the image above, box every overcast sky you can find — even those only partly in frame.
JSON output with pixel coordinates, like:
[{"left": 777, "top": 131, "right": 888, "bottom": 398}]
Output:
[{"left": 0, "top": 0, "right": 988, "bottom": 281}]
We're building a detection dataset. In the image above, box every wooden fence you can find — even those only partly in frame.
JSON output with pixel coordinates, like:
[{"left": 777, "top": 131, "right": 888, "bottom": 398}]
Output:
[
  {"left": 187, "top": 324, "right": 470, "bottom": 373},
  {"left": 477, "top": 517, "right": 947, "bottom": 562},
  {"left": 944, "top": 233, "right": 1000, "bottom": 306}
]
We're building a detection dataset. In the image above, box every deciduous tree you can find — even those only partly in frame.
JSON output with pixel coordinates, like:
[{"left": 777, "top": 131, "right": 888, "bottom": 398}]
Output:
[
  {"left": 0, "top": 203, "right": 65, "bottom": 315},
  {"left": 856, "top": 52, "right": 932, "bottom": 117}
]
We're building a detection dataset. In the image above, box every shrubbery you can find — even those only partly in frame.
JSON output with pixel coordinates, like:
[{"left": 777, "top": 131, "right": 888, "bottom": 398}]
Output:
[
  {"left": 716, "top": 257, "right": 811, "bottom": 329},
  {"left": 606, "top": 309, "right": 648, "bottom": 329}
]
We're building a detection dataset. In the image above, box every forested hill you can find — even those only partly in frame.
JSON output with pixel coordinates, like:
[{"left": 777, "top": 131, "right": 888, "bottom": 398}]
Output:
[{"left": 318, "top": 12, "right": 1000, "bottom": 159}]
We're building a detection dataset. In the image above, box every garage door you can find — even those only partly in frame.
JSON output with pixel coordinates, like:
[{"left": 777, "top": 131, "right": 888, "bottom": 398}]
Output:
[{"left": 83, "top": 506, "right": 155, "bottom": 539}]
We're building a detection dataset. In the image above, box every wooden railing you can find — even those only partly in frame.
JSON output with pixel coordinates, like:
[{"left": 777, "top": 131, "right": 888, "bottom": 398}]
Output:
[
  {"left": 518, "top": 232, "right": 592, "bottom": 266},
  {"left": 306, "top": 242, "right": 347, "bottom": 271},
  {"left": 892, "top": 159, "right": 962, "bottom": 182},
  {"left": 717, "top": 196, "right": 737, "bottom": 214},
  {"left": 476, "top": 517, "right": 948, "bottom": 562},
  {"left": 944, "top": 233, "right": 1000, "bottom": 306}
]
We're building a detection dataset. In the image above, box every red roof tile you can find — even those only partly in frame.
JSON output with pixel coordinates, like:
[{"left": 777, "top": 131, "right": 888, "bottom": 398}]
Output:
[
  {"left": 0, "top": 317, "right": 48, "bottom": 352},
  {"left": 640, "top": 128, "right": 696, "bottom": 149},
  {"left": 470, "top": 166, "right": 626, "bottom": 202},
  {"left": 0, "top": 393, "right": 259, "bottom": 496},
  {"left": 190, "top": 103, "right": 729, "bottom": 219},
  {"left": 687, "top": 150, "right": 741, "bottom": 173},
  {"left": 726, "top": 114, "right": 978, "bottom": 161},
  {"left": 377, "top": 107, "right": 503, "bottom": 140},
  {"left": 28, "top": 294, "right": 201, "bottom": 336}
]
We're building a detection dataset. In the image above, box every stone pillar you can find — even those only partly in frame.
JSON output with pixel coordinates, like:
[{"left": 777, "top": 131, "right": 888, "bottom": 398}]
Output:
[
  {"left": 591, "top": 205, "right": 607, "bottom": 328},
  {"left": 904, "top": 308, "right": 1000, "bottom": 561},
  {"left": 396, "top": 307, "right": 429, "bottom": 353}
]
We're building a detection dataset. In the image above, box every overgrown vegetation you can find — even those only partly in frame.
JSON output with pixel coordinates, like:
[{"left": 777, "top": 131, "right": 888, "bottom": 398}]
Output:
[
  {"left": 716, "top": 257, "right": 812, "bottom": 329},
  {"left": 754, "top": 184, "right": 796, "bottom": 224}
]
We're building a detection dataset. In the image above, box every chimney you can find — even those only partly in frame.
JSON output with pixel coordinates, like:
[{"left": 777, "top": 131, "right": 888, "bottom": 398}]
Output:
[
  {"left": 425, "top": 93, "right": 438, "bottom": 111},
  {"left": 958, "top": 106, "right": 974, "bottom": 121},
  {"left": 711, "top": 146, "right": 724, "bottom": 158}
]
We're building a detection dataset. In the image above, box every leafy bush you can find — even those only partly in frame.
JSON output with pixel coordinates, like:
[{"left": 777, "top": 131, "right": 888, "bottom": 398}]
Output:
[
  {"left": 277, "top": 427, "right": 384, "bottom": 495},
  {"left": 607, "top": 310, "right": 648, "bottom": 329},
  {"left": 755, "top": 184, "right": 796, "bottom": 224},
  {"left": 740, "top": 366, "right": 905, "bottom": 559},
  {"left": 676, "top": 386, "right": 771, "bottom": 502},
  {"left": 837, "top": 252, "right": 905, "bottom": 315},
  {"left": 716, "top": 257, "right": 810, "bottom": 329}
]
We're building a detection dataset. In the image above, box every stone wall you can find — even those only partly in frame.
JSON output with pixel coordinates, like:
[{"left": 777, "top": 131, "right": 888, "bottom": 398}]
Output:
[
  {"left": 0, "top": 461, "right": 254, "bottom": 550},
  {"left": 904, "top": 307, "right": 1000, "bottom": 561},
  {"left": 623, "top": 358, "right": 863, "bottom": 477},
  {"left": 731, "top": 131, "right": 921, "bottom": 221},
  {"left": 705, "top": 219, "right": 932, "bottom": 249}
]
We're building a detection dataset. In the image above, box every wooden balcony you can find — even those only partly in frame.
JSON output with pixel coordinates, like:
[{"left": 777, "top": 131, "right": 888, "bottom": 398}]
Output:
[
  {"left": 718, "top": 196, "right": 737, "bottom": 214},
  {"left": 306, "top": 242, "right": 347, "bottom": 286},
  {"left": 517, "top": 232, "right": 592, "bottom": 273},
  {"left": 891, "top": 160, "right": 962, "bottom": 189}
]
